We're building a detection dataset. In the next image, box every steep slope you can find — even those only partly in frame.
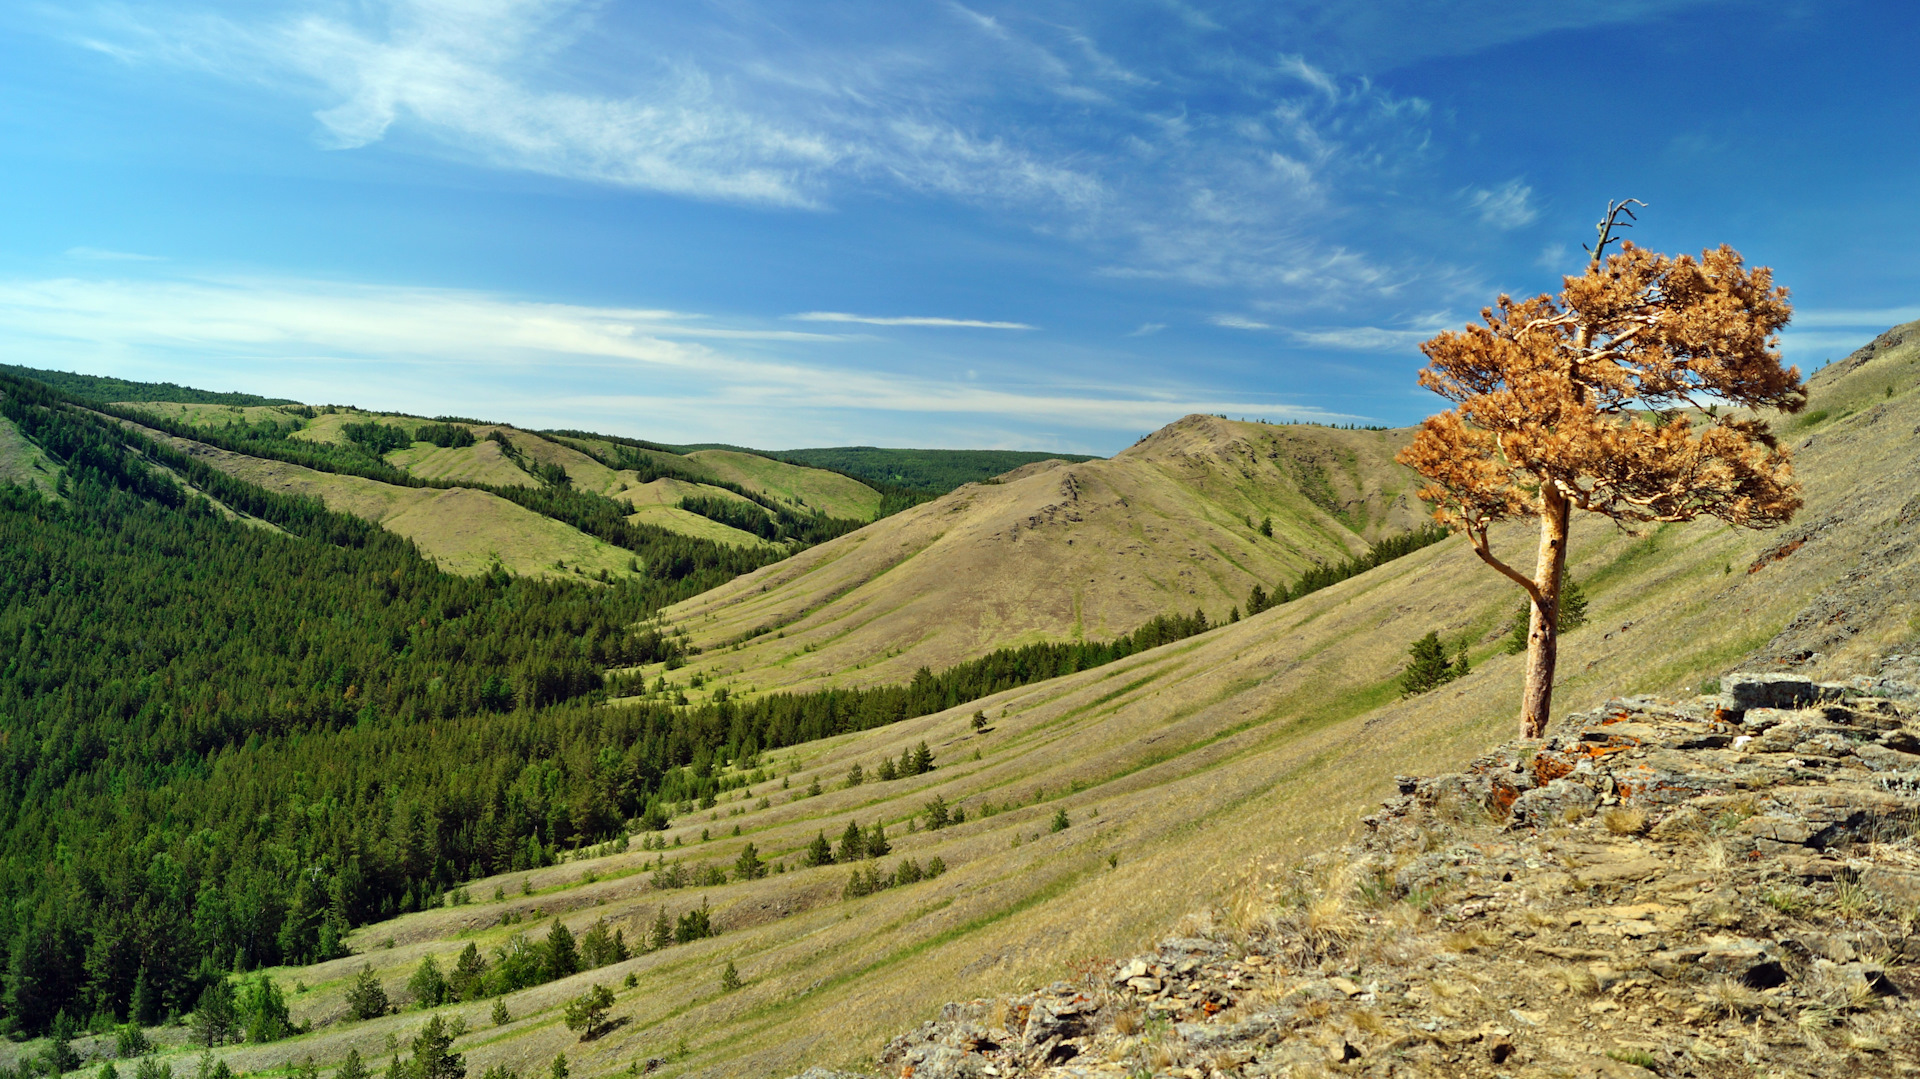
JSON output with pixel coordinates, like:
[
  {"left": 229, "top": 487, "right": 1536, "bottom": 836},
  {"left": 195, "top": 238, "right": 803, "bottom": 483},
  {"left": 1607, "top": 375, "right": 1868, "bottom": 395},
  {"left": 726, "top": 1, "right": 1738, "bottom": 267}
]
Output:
[
  {"left": 653, "top": 416, "right": 1423, "bottom": 694},
  {"left": 112, "top": 402, "right": 876, "bottom": 545},
  {"left": 0, "top": 413, "right": 63, "bottom": 500},
  {"left": 29, "top": 323, "right": 1910, "bottom": 1079},
  {"left": 114, "top": 416, "right": 643, "bottom": 579},
  {"left": 683, "top": 449, "right": 885, "bottom": 520}
]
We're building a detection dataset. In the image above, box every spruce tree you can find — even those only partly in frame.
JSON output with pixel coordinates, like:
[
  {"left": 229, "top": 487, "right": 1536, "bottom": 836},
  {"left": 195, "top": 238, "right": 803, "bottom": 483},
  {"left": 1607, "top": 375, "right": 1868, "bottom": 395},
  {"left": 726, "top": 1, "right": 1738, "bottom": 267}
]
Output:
[
  {"left": 489, "top": 1000, "right": 511, "bottom": 1028},
  {"left": 876, "top": 757, "right": 898, "bottom": 781},
  {"left": 864, "top": 823, "right": 890, "bottom": 858},
  {"left": 648, "top": 908, "right": 673, "bottom": 952},
  {"left": 922, "top": 795, "right": 950, "bottom": 831},
  {"left": 720, "top": 961, "right": 741, "bottom": 992},
  {"left": 844, "top": 762, "right": 863, "bottom": 788},
  {"left": 804, "top": 832, "right": 835, "bottom": 868},
  {"left": 911, "top": 742, "right": 934, "bottom": 774}
]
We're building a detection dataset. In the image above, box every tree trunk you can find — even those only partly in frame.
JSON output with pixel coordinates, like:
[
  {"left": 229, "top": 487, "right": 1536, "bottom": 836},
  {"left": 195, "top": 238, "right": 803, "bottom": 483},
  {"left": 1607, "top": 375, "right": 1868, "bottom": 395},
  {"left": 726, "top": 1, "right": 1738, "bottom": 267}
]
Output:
[{"left": 1520, "top": 485, "right": 1571, "bottom": 739}]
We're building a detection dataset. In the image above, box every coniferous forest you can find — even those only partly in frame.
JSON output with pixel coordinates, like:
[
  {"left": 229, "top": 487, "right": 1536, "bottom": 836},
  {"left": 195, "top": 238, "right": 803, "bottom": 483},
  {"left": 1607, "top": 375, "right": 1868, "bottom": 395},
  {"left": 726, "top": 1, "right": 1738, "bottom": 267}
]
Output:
[{"left": 0, "top": 369, "right": 1448, "bottom": 1043}]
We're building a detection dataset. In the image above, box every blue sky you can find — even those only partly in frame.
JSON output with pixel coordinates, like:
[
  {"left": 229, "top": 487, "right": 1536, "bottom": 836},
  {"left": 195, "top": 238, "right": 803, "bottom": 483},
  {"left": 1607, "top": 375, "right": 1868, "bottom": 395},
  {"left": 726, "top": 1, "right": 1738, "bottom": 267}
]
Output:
[{"left": 2, "top": 1, "right": 1916, "bottom": 454}]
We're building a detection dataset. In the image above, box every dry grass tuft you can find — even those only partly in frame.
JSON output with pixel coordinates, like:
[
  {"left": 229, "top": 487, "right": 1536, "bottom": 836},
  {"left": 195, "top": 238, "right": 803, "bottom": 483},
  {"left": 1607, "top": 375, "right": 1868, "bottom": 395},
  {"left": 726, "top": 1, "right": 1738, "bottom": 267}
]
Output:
[
  {"left": 1705, "top": 976, "right": 1764, "bottom": 1018},
  {"left": 1602, "top": 806, "right": 1649, "bottom": 836},
  {"left": 1544, "top": 964, "right": 1599, "bottom": 996}
]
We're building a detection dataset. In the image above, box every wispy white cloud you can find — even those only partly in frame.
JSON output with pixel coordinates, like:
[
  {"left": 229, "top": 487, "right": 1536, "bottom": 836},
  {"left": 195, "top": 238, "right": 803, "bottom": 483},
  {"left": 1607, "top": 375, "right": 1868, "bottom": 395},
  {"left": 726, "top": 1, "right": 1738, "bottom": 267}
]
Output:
[
  {"left": 790, "top": 311, "right": 1035, "bottom": 329},
  {"left": 1210, "top": 315, "right": 1271, "bottom": 330},
  {"left": 0, "top": 274, "right": 1352, "bottom": 442},
  {"left": 1789, "top": 306, "right": 1920, "bottom": 328},
  {"left": 1466, "top": 179, "right": 1538, "bottom": 230},
  {"left": 1286, "top": 326, "right": 1426, "bottom": 350},
  {"left": 66, "top": 246, "right": 166, "bottom": 261},
  {"left": 63, "top": 1, "right": 1440, "bottom": 305},
  {"left": 1126, "top": 322, "right": 1165, "bottom": 336}
]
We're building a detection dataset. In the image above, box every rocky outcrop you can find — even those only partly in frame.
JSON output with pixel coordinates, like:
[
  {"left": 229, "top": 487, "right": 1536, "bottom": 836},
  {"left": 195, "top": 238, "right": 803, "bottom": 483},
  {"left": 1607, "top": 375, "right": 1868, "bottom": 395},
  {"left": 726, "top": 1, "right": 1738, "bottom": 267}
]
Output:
[{"left": 809, "top": 661, "right": 1920, "bottom": 1077}]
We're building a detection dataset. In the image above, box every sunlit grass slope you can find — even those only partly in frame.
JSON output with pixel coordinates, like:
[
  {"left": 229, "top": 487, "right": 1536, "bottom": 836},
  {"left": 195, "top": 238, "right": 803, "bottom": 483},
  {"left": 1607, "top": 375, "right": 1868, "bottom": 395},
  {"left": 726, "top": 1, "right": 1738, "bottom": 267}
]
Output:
[
  {"left": 32, "top": 324, "right": 1915, "bottom": 1079},
  {"left": 118, "top": 417, "right": 642, "bottom": 580},
  {"left": 650, "top": 416, "right": 1425, "bottom": 696},
  {"left": 684, "top": 449, "right": 885, "bottom": 521}
]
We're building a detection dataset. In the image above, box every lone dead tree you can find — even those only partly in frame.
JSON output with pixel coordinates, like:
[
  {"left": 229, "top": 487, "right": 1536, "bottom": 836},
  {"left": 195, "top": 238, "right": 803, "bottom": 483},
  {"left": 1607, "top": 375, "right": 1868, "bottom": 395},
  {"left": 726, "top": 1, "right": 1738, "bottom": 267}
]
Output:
[{"left": 1397, "top": 200, "right": 1806, "bottom": 738}]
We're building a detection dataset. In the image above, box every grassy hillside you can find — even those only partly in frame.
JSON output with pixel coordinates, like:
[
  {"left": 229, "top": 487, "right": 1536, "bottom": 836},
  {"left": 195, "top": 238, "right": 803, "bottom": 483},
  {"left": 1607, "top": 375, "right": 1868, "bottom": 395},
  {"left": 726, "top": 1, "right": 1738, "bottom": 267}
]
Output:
[
  {"left": 119, "top": 416, "right": 642, "bottom": 579},
  {"left": 18, "top": 321, "right": 1910, "bottom": 1079},
  {"left": 683, "top": 450, "right": 884, "bottom": 521},
  {"left": 0, "top": 414, "right": 63, "bottom": 500},
  {"left": 107, "top": 401, "right": 890, "bottom": 545},
  {"left": 649, "top": 415, "right": 1426, "bottom": 695},
  {"left": 4, "top": 326, "right": 1915, "bottom": 1079},
  {"left": 772, "top": 446, "right": 1101, "bottom": 495}
]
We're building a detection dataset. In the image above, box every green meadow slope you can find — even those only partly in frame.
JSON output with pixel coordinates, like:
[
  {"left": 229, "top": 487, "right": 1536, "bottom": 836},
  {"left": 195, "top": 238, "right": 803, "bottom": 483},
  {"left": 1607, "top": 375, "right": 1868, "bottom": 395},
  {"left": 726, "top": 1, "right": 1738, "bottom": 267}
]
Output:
[{"left": 108, "top": 400, "right": 884, "bottom": 548}]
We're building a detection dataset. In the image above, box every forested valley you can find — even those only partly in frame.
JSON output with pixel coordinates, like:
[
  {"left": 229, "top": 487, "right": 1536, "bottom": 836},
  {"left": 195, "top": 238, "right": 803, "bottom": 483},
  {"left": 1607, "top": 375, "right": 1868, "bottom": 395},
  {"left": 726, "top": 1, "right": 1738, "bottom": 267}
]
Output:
[{"left": 0, "top": 370, "right": 1445, "bottom": 1046}]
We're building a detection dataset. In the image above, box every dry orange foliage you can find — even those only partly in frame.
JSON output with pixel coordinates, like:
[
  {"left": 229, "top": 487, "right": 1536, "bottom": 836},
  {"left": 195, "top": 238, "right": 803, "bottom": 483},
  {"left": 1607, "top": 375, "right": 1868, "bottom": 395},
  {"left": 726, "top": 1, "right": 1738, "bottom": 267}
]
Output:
[{"left": 1397, "top": 201, "right": 1805, "bottom": 737}]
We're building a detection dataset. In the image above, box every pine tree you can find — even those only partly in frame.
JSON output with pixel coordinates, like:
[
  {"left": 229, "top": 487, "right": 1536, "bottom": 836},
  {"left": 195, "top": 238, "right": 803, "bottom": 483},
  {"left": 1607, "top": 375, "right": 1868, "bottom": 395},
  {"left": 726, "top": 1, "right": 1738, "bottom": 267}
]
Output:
[
  {"left": 648, "top": 908, "right": 672, "bottom": 952},
  {"left": 1398, "top": 202, "right": 1803, "bottom": 736},
  {"left": 804, "top": 832, "right": 835, "bottom": 868},
  {"left": 732, "top": 842, "right": 765, "bottom": 881},
  {"left": 450, "top": 943, "right": 488, "bottom": 1001},
  {"left": 1399, "top": 632, "right": 1453, "bottom": 698},
  {"left": 338, "top": 1049, "right": 372, "bottom": 1079},
  {"left": 410, "top": 1014, "right": 465, "bottom": 1079},
  {"left": 875, "top": 757, "right": 898, "bottom": 781},
  {"left": 129, "top": 968, "right": 161, "bottom": 1027},
  {"left": 836, "top": 820, "right": 866, "bottom": 862},
  {"left": 910, "top": 742, "right": 934, "bottom": 775},
  {"left": 543, "top": 920, "right": 579, "bottom": 981},
  {"left": 561, "top": 985, "right": 615, "bottom": 1041},
  {"left": 923, "top": 795, "right": 950, "bottom": 831},
  {"left": 844, "top": 762, "right": 863, "bottom": 788},
  {"left": 720, "top": 961, "right": 741, "bottom": 992},
  {"left": 864, "top": 822, "right": 890, "bottom": 858},
  {"left": 191, "top": 981, "right": 238, "bottom": 1047},
  {"left": 1259, "top": 516, "right": 1273, "bottom": 537},
  {"left": 489, "top": 1001, "right": 511, "bottom": 1028},
  {"left": 1050, "top": 807, "right": 1070, "bottom": 832},
  {"left": 47, "top": 1010, "right": 83, "bottom": 1073},
  {"left": 1246, "top": 583, "right": 1269, "bottom": 616},
  {"left": 407, "top": 956, "right": 448, "bottom": 1009},
  {"left": 345, "top": 965, "right": 389, "bottom": 1020},
  {"left": 549, "top": 1056, "right": 567, "bottom": 1079},
  {"left": 239, "top": 973, "right": 292, "bottom": 1042}
]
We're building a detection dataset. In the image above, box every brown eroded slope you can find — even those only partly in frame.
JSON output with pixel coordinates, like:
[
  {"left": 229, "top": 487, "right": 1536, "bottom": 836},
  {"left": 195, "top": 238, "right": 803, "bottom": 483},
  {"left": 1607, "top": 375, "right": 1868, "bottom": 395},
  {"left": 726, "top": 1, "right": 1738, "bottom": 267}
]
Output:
[{"left": 654, "top": 416, "right": 1424, "bottom": 693}]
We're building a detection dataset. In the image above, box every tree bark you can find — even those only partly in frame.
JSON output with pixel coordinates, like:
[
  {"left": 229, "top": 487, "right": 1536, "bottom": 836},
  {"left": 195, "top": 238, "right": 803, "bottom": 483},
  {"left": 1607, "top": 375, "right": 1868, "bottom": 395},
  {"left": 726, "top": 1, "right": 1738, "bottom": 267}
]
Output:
[{"left": 1520, "top": 485, "right": 1571, "bottom": 739}]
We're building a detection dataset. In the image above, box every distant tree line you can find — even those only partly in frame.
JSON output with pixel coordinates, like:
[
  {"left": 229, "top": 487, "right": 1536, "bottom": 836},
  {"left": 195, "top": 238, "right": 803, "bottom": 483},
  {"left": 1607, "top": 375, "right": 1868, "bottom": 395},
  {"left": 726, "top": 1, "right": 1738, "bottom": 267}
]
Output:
[{"left": 1243, "top": 523, "right": 1451, "bottom": 617}]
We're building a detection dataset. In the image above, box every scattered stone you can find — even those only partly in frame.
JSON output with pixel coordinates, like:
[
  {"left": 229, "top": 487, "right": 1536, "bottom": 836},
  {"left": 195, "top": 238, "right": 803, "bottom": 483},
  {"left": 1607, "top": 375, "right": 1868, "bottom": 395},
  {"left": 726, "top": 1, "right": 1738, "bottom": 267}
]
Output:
[{"left": 796, "top": 670, "right": 1920, "bottom": 1078}]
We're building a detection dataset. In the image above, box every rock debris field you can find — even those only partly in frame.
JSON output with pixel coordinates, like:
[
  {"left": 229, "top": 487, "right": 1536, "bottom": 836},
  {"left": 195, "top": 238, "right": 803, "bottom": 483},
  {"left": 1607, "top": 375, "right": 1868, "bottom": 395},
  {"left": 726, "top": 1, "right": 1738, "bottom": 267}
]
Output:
[{"left": 795, "top": 659, "right": 1920, "bottom": 1078}]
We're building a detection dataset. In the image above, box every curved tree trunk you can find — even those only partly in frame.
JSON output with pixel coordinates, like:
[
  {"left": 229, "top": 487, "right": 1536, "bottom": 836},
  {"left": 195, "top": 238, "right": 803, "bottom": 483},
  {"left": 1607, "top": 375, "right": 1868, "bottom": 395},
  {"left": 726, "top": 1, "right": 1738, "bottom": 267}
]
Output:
[{"left": 1521, "top": 486, "right": 1571, "bottom": 739}]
